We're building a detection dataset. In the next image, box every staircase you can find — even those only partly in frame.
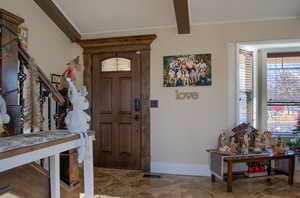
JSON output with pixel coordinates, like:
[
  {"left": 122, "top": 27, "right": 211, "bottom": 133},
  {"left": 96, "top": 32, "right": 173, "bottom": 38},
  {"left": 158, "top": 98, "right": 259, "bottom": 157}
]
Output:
[
  {"left": 0, "top": 163, "right": 80, "bottom": 198},
  {"left": 0, "top": 185, "right": 12, "bottom": 196},
  {"left": 0, "top": 9, "right": 81, "bottom": 198}
]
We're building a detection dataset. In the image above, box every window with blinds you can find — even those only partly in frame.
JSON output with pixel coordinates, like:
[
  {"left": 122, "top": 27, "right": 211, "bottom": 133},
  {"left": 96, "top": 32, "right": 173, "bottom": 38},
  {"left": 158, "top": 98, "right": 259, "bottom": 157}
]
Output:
[
  {"left": 267, "top": 52, "right": 300, "bottom": 133},
  {"left": 239, "top": 49, "right": 254, "bottom": 124},
  {"left": 101, "top": 58, "right": 131, "bottom": 72}
]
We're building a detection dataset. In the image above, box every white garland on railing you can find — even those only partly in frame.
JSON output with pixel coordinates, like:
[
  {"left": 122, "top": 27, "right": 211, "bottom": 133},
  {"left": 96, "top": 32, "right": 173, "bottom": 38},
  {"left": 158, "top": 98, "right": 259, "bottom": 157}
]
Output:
[{"left": 23, "top": 58, "right": 41, "bottom": 133}]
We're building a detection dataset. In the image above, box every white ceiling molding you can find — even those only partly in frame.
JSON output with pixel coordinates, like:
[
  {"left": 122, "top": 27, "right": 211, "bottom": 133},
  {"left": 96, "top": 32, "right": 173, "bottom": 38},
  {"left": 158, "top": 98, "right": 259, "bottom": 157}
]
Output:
[
  {"left": 80, "top": 24, "right": 177, "bottom": 36},
  {"left": 190, "top": 16, "right": 300, "bottom": 27}
]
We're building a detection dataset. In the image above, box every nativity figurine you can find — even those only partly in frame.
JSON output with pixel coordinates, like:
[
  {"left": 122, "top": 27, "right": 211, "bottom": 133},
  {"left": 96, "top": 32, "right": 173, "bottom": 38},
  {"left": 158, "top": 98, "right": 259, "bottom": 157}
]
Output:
[
  {"left": 217, "top": 129, "right": 232, "bottom": 154},
  {"left": 218, "top": 129, "right": 238, "bottom": 154},
  {"left": 271, "top": 136, "right": 286, "bottom": 154},
  {"left": 262, "top": 130, "right": 272, "bottom": 149},
  {"left": 241, "top": 132, "right": 250, "bottom": 155},
  {"left": 218, "top": 129, "right": 228, "bottom": 149},
  {"left": 229, "top": 136, "right": 238, "bottom": 153},
  {"left": 253, "top": 130, "right": 264, "bottom": 153}
]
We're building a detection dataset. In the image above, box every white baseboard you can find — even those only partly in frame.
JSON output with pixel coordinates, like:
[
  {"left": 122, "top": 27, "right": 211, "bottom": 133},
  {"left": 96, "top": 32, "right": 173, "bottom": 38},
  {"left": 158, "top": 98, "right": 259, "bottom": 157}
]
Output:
[
  {"left": 151, "top": 162, "right": 210, "bottom": 176},
  {"left": 151, "top": 161, "right": 300, "bottom": 176}
]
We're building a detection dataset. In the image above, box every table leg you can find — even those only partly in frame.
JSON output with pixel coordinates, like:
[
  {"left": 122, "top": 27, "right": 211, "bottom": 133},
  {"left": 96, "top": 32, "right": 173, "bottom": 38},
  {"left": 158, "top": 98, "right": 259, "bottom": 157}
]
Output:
[
  {"left": 50, "top": 154, "right": 60, "bottom": 198},
  {"left": 227, "top": 161, "right": 233, "bottom": 192},
  {"left": 267, "top": 160, "right": 271, "bottom": 176},
  {"left": 84, "top": 136, "right": 94, "bottom": 198},
  {"left": 211, "top": 174, "right": 216, "bottom": 183},
  {"left": 288, "top": 156, "right": 295, "bottom": 185}
]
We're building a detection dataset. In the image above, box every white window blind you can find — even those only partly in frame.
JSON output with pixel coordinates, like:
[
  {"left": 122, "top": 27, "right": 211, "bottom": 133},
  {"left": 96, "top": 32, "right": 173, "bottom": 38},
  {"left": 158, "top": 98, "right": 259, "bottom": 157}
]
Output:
[
  {"left": 267, "top": 52, "right": 300, "bottom": 133},
  {"left": 239, "top": 49, "right": 254, "bottom": 124},
  {"left": 102, "top": 58, "right": 131, "bottom": 72}
]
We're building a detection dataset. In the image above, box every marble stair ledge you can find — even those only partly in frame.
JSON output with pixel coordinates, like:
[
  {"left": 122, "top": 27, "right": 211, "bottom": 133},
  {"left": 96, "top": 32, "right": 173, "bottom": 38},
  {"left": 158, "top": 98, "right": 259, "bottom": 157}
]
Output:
[{"left": 0, "top": 130, "right": 93, "bottom": 154}]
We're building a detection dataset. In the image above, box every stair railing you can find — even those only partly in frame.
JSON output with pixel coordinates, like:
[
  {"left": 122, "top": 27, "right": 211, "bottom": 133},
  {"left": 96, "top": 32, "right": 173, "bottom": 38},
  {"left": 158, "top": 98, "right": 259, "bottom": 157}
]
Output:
[
  {"left": 18, "top": 46, "right": 80, "bottom": 187},
  {"left": 18, "top": 47, "right": 65, "bottom": 132}
]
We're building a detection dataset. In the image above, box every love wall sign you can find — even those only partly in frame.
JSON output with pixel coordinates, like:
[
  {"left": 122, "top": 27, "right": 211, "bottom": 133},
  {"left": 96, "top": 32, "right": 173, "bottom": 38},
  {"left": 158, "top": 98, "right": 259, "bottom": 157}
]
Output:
[{"left": 175, "top": 90, "right": 199, "bottom": 100}]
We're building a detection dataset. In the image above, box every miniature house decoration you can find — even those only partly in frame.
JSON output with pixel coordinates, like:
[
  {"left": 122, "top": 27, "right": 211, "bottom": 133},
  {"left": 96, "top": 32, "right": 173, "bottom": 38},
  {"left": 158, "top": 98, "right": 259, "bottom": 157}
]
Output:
[{"left": 217, "top": 123, "right": 274, "bottom": 155}]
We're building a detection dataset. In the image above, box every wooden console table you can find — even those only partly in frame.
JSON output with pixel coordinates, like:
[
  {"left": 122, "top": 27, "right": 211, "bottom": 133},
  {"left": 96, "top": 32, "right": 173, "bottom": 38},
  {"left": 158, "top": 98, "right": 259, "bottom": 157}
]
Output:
[
  {"left": 210, "top": 152, "right": 296, "bottom": 192},
  {"left": 0, "top": 130, "right": 95, "bottom": 198}
]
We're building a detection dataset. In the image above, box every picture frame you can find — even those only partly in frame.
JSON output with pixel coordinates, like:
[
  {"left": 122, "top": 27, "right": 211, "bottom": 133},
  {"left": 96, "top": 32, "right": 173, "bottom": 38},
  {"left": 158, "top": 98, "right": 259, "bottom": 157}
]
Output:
[
  {"left": 163, "top": 54, "right": 212, "bottom": 87},
  {"left": 51, "top": 74, "right": 62, "bottom": 84}
]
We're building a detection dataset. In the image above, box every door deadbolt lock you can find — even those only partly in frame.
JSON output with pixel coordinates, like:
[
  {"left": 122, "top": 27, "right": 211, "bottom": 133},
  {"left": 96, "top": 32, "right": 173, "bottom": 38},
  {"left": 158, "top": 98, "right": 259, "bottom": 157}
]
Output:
[{"left": 134, "top": 114, "right": 139, "bottom": 121}]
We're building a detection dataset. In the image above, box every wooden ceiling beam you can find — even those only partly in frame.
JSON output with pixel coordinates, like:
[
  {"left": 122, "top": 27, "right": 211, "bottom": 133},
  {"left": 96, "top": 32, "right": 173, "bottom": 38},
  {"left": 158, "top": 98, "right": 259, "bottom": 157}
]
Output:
[
  {"left": 173, "top": 0, "right": 190, "bottom": 34},
  {"left": 33, "top": 0, "right": 81, "bottom": 42}
]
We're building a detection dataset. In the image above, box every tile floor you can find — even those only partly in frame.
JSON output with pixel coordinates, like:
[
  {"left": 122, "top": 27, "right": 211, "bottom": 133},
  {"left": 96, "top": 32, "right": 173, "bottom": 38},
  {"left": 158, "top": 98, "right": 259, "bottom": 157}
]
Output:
[{"left": 80, "top": 168, "right": 300, "bottom": 198}]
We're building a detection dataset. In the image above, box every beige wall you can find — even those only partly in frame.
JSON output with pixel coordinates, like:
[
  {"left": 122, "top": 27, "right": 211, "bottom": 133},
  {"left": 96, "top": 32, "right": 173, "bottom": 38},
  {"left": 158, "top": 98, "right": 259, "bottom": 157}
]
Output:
[
  {"left": 3, "top": 0, "right": 300, "bottom": 175},
  {"left": 1, "top": 0, "right": 83, "bottom": 79},
  {"left": 83, "top": 19, "right": 300, "bottom": 175}
]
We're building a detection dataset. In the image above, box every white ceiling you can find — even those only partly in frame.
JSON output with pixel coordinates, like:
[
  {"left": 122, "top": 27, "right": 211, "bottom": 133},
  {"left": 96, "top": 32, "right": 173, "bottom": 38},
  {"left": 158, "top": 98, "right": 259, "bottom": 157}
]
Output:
[{"left": 53, "top": 0, "right": 300, "bottom": 35}]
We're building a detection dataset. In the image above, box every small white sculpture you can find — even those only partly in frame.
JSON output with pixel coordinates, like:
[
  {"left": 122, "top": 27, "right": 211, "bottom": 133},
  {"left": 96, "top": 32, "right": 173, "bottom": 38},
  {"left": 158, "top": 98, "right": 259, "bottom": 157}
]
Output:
[
  {"left": 253, "top": 132, "right": 263, "bottom": 153},
  {"left": 262, "top": 131, "right": 272, "bottom": 149},
  {"left": 229, "top": 136, "right": 238, "bottom": 153},
  {"left": 218, "top": 129, "right": 228, "bottom": 152},
  {"left": 241, "top": 133, "right": 249, "bottom": 155},
  {"left": 218, "top": 129, "right": 228, "bottom": 147},
  {"left": 65, "top": 78, "right": 91, "bottom": 163}
]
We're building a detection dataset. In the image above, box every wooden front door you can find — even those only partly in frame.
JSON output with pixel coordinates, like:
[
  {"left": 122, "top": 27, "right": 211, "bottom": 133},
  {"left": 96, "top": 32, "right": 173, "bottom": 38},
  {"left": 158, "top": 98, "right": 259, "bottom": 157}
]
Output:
[{"left": 92, "top": 51, "right": 142, "bottom": 169}]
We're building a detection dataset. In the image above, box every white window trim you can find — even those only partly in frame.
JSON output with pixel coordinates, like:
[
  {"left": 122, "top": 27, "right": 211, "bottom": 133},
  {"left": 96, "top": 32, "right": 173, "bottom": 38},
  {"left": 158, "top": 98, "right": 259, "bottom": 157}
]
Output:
[
  {"left": 227, "top": 43, "right": 238, "bottom": 129},
  {"left": 227, "top": 43, "right": 257, "bottom": 128},
  {"left": 235, "top": 45, "right": 258, "bottom": 127},
  {"left": 259, "top": 47, "right": 300, "bottom": 131},
  {"left": 230, "top": 39, "right": 300, "bottom": 132}
]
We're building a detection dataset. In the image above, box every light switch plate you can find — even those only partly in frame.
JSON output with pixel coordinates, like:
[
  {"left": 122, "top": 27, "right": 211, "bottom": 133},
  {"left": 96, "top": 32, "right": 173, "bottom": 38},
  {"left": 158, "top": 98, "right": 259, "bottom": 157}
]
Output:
[{"left": 150, "top": 100, "right": 159, "bottom": 108}]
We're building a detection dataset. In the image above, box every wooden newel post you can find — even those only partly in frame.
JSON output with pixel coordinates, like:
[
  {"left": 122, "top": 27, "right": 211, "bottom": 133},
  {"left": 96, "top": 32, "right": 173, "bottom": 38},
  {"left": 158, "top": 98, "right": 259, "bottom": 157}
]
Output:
[{"left": 0, "top": 9, "right": 24, "bottom": 135}]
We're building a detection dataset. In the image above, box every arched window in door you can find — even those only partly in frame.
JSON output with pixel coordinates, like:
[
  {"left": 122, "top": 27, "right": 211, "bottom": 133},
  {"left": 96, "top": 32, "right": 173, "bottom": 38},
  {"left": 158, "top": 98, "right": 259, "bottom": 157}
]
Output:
[{"left": 101, "top": 58, "right": 131, "bottom": 72}]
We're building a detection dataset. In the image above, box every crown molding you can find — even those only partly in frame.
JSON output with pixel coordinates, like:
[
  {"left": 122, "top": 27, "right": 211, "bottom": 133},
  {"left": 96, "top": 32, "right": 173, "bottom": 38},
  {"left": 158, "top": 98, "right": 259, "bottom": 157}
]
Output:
[
  {"left": 0, "top": 9, "right": 24, "bottom": 25},
  {"left": 77, "top": 34, "right": 157, "bottom": 49}
]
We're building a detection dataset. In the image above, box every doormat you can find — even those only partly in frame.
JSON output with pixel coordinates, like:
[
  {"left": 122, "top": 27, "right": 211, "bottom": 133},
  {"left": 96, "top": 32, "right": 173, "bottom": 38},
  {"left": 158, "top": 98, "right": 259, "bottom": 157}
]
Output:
[{"left": 143, "top": 173, "right": 161, "bottom": 178}]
